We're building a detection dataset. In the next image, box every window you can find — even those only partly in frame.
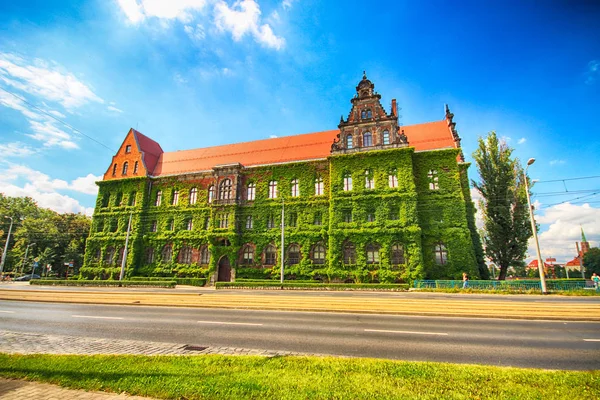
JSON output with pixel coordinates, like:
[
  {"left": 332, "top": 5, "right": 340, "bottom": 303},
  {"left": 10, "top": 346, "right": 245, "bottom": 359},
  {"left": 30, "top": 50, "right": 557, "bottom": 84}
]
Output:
[
  {"left": 189, "top": 188, "right": 198, "bottom": 205},
  {"left": 383, "top": 130, "right": 390, "bottom": 145},
  {"left": 162, "top": 244, "right": 173, "bottom": 263},
  {"left": 218, "top": 213, "right": 229, "bottom": 229},
  {"left": 343, "top": 242, "right": 356, "bottom": 264},
  {"left": 150, "top": 220, "right": 157, "bottom": 232},
  {"left": 343, "top": 173, "right": 353, "bottom": 191},
  {"left": 312, "top": 244, "right": 326, "bottom": 264},
  {"left": 179, "top": 246, "right": 193, "bottom": 264},
  {"left": 389, "top": 206, "right": 399, "bottom": 221},
  {"left": 204, "top": 217, "right": 210, "bottom": 230},
  {"left": 246, "top": 215, "right": 253, "bottom": 229},
  {"left": 145, "top": 248, "right": 155, "bottom": 264},
  {"left": 366, "top": 210, "right": 375, "bottom": 222},
  {"left": 267, "top": 215, "right": 275, "bottom": 229},
  {"left": 122, "top": 162, "right": 128, "bottom": 175},
  {"left": 125, "top": 145, "right": 131, "bottom": 153},
  {"left": 264, "top": 244, "right": 277, "bottom": 265},
  {"left": 342, "top": 209, "right": 352, "bottom": 223},
  {"left": 247, "top": 182, "right": 256, "bottom": 201},
  {"left": 186, "top": 218, "right": 193, "bottom": 231},
  {"left": 200, "top": 246, "right": 210, "bottom": 265},
  {"left": 268, "top": 180, "right": 278, "bottom": 199},
  {"left": 93, "top": 248, "right": 101, "bottom": 261},
  {"left": 110, "top": 219, "right": 118, "bottom": 232},
  {"left": 288, "top": 212, "right": 297, "bottom": 227},
  {"left": 428, "top": 170, "right": 439, "bottom": 190},
  {"left": 219, "top": 179, "right": 232, "bottom": 200},
  {"left": 101, "top": 195, "right": 110, "bottom": 208},
  {"left": 391, "top": 244, "right": 405, "bottom": 265},
  {"left": 291, "top": 179, "right": 299, "bottom": 197},
  {"left": 172, "top": 190, "right": 179, "bottom": 205},
  {"left": 366, "top": 243, "right": 380, "bottom": 264},
  {"left": 314, "top": 212, "right": 322, "bottom": 226},
  {"left": 361, "top": 110, "right": 366, "bottom": 119},
  {"left": 115, "top": 192, "right": 123, "bottom": 206},
  {"left": 242, "top": 245, "right": 254, "bottom": 265},
  {"left": 112, "top": 164, "right": 117, "bottom": 176},
  {"left": 315, "top": 176, "right": 324, "bottom": 196},
  {"left": 133, "top": 161, "right": 139, "bottom": 174},
  {"left": 363, "top": 132, "right": 372, "bottom": 147},
  {"left": 167, "top": 219, "right": 174, "bottom": 231},
  {"left": 155, "top": 191, "right": 162, "bottom": 206},
  {"left": 388, "top": 169, "right": 398, "bottom": 188},
  {"left": 366, "top": 109, "right": 372, "bottom": 118},
  {"left": 129, "top": 192, "right": 136, "bottom": 206},
  {"left": 96, "top": 220, "right": 104, "bottom": 232},
  {"left": 208, "top": 185, "right": 215, "bottom": 203},
  {"left": 104, "top": 247, "right": 115, "bottom": 264},
  {"left": 346, "top": 134, "right": 353, "bottom": 149},
  {"left": 288, "top": 244, "right": 300, "bottom": 265},
  {"left": 434, "top": 243, "right": 448, "bottom": 265},
  {"left": 116, "top": 247, "right": 124, "bottom": 265},
  {"left": 365, "top": 169, "right": 374, "bottom": 189}
]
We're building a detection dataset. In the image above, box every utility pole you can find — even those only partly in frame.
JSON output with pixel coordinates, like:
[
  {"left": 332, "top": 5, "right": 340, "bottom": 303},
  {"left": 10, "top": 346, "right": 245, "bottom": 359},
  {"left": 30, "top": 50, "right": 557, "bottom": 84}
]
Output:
[
  {"left": 119, "top": 213, "right": 133, "bottom": 281},
  {"left": 0, "top": 216, "right": 14, "bottom": 275},
  {"left": 524, "top": 158, "right": 547, "bottom": 294},
  {"left": 280, "top": 198, "right": 285, "bottom": 284},
  {"left": 21, "top": 243, "right": 36, "bottom": 275}
]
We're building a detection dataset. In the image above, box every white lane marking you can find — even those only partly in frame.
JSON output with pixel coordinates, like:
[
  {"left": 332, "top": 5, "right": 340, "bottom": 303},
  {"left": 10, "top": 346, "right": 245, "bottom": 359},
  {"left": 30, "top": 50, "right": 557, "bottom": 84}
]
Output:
[
  {"left": 583, "top": 339, "right": 600, "bottom": 342},
  {"left": 365, "top": 329, "right": 448, "bottom": 336},
  {"left": 197, "top": 320, "right": 263, "bottom": 326},
  {"left": 72, "top": 315, "right": 124, "bottom": 320},
  {"left": 0, "top": 310, "right": 15, "bottom": 314}
]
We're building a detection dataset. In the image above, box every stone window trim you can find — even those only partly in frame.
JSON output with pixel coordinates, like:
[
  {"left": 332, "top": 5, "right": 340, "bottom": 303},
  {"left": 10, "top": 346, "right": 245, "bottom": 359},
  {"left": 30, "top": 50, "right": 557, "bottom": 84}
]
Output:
[
  {"left": 218, "top": 213, "right": 229, "bottom": 229},
  {"left": 219, "top": 178, "right": 232, "bottom": 200}
]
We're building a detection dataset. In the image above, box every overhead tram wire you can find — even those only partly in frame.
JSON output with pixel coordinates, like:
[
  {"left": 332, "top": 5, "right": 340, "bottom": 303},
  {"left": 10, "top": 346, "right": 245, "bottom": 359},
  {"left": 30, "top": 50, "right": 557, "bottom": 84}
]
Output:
[{"left": 0, "top": 86, "right": 116, "bottom": 154}]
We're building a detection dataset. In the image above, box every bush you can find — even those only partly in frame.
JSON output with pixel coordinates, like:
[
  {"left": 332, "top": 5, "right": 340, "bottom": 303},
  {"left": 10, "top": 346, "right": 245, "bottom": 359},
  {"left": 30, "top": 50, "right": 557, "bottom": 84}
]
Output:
[
  {"left": 30, "top": 280, "right": 176, "bottom": 288},
  {"left": 216, "top": 282, "right": 409, "bottom": 291},
  {"left": 128, "top": 277, "right": 206, "bottom": 286}
]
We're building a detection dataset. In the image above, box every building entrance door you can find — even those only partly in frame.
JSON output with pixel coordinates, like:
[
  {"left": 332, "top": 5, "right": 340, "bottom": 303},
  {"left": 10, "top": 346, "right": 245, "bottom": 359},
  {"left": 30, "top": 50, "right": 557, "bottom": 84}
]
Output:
[{"left": 217, "top": 256, "right": 231, "bottom": 282}]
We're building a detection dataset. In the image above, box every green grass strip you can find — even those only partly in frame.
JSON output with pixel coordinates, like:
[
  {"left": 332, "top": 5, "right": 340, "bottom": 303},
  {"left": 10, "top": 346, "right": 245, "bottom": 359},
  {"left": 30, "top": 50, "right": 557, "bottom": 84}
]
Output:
[{"left": 1, "top": 354, "right": 598, "bottom": 399}]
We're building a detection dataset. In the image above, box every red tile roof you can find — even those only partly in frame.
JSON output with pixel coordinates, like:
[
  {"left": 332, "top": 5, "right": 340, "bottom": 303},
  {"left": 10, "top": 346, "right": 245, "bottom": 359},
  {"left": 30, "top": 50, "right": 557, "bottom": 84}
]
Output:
[
  {"left": 565, "top": 257, "right": 581, "bottom": 267},
  {"left": 527, "top": 259, "right": 553, "bottom": 268},
  {"left": 133, "top": 129, "right": 163, "bottom": 174},
  {"left": 149, "top": 120, "right": 457, "bottom": 177}
]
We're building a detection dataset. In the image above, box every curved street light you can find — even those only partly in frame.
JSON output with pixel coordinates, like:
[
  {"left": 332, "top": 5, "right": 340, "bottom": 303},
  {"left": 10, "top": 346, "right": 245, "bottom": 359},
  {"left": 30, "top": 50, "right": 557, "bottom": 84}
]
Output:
[{"left": 524, "top": 158, "right": 547, "bottom": 294}]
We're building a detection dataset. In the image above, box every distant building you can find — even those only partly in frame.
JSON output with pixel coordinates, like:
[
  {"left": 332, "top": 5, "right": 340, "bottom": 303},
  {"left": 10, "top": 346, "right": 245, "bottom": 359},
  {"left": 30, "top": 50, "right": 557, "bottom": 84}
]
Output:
[
  {"left": 83, "top": 74, "right": 484, "bottom": 283},
  {"left": 565, "top": 228, "right": 590, "bottom": 273}
]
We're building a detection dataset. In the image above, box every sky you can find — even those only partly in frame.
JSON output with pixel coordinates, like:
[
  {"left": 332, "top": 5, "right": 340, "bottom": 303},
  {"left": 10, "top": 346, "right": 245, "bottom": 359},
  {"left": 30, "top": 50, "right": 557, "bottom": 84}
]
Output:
[{"left": 0, "top": 0, "right": 598, "bottom": 263}]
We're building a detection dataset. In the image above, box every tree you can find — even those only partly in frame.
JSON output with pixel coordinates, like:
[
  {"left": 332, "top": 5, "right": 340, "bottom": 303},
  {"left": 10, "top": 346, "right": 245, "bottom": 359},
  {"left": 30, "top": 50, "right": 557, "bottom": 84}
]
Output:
[
  {"left": 583, "top": 248, "right": 600, "bottom": 277},
  {"left": 472, "top": 132, "right": 533, "bottom": 280}
]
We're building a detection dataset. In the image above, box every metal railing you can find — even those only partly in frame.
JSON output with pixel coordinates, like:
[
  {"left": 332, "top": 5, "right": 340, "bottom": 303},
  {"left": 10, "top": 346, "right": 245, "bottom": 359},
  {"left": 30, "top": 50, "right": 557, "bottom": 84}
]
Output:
[{"left": 414, "top": 280, "right": 595, "bottom": 292}]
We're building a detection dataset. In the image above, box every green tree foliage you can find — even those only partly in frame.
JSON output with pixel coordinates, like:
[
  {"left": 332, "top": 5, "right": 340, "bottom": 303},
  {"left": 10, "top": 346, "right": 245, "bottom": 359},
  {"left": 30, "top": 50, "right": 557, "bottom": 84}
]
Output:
[
  {"left": 472, "top": 132, "right": 533, "bottom": 280},
  {"left": 0, "top": 194, "right": 91, "bottom": 276},
  {"left": 583, "top": 248, "right": 600, "bottom": 277}
]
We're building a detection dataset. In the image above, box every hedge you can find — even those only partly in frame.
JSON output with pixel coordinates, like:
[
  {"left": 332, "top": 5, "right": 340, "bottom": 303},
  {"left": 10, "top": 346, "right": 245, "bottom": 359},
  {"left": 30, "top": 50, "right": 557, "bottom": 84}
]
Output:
[
  {"left": 216, "top": 282, "right": 409, "bottom": 291},
  {"left": 128, "top": 277, "right": 206, "bottom": 286},
  {"left": 30, "top": 280, "right": 176, "bottom": 288}
]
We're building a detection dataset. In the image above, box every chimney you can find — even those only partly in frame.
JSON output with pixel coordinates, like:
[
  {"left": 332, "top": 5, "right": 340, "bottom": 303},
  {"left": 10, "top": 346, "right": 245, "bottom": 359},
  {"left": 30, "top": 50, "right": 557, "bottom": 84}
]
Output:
[{"left": 391, "top": 99, "right": 397, "bottom": 117}]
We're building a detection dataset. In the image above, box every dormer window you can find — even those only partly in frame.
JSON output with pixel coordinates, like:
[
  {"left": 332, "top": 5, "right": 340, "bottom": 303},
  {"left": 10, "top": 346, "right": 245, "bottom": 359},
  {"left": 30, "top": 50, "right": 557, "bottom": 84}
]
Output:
[
  {"left": 125, "top": 145, "right": 131, "bottom": 153},
  {"left": 346, "top": 135, "right": 353, "bottom": 149},
  {"left": 363, "top": 132, "right": 372, "bottom": 147}
]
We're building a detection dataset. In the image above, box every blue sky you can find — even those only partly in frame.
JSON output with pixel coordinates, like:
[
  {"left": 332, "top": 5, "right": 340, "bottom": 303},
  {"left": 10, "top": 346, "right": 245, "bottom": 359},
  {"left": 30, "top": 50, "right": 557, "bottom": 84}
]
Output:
[{"left": 0, "top": 0, "right": 598, "bottom": 262}]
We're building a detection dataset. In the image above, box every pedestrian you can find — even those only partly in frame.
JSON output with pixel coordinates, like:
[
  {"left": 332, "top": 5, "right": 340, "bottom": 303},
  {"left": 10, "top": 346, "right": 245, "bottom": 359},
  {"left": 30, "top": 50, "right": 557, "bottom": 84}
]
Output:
[
  {"left": 592, "top": 273, "right": 600, "bottom": 292},
  {"left": 462, "top": 272, "right": 469, "bottom": 289}
]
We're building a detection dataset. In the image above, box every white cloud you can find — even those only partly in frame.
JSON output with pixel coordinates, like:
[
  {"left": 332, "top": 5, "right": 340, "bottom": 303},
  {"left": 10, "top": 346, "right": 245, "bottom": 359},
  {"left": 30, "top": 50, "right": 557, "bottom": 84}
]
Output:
[
  {"left": 585, "top": 60, "right": 599, "bottom": 85},
  {"left": 184, "top": 24, "right": 206, "bottom": 42},
  {"left": 214, "top": 0, "right": 285, "bottom": 50},
  {"left": 117, "top": 0, "right": 207, "bottom": 24},
  {"left": 70, "top": 173, "right": 102, "bottom": 195},
  {"left": 517, "top": 138, "right": 526, "bottom": 144},
  {"left": 0, "top": 142, "right": 37, "bottom": 157},
  {"left": 269, "top": 134, "right": 278, "bottom": 138},
  {"left": 116, "top": 0, "right": 145, "bottom": 23},
  {"left": 549, "top": 159, "right": 566, "bottom": 166},
  {"left": 107, "top": 105, "right": 124, "bottom": 113},
  {"left": 282, "top": 0, "right": 295, "bottom": 9}
]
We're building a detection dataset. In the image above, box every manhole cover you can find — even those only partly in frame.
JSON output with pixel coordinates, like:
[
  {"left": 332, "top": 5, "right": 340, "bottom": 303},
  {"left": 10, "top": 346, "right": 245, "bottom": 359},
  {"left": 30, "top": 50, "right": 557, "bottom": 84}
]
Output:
[{"left": 182, "top": 345, "right": 208, "bottom": 352}]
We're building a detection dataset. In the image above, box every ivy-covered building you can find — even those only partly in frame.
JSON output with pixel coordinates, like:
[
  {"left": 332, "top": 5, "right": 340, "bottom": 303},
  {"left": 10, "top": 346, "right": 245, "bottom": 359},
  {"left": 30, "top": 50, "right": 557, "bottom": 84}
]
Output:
[{"left": 83, "top": 74, "right": 485, "bottom": 283}]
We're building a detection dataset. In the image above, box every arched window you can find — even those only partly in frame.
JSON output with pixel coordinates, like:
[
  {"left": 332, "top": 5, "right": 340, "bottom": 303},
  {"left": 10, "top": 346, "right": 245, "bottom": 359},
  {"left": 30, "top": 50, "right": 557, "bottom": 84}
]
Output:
[
  {"left": 179, "top": 246, "right": 193, "bottom": 264},
  {"left": 365, "top": 169, "right": 374, "bottom": 189},
  {"left": 363, "top": 132, "right": 372, "bottom": 147},
  {"left": 219, "top": 179, "right": 232, "bottom": 200},
  {"left": 200, "top": 246, "right": 210, "bottom": 265},
  {"left": 366, "top": 243, "right": 380, "bottom": 264},
  {"left": 172, "top": 190, "right": 179, "bottom": 205},
  {"left": 312, "top": 243, "right": 326, "bottom": 265},
  {"left": 382, "top": 130, "right": 390, "bottom": 145},
  {"left": 155, "top": 191, "right": 162, "bottom": 206},
  {"left": 264, "top": 244, "right": 277, "bottom": 265},
  {"left": 241, "top": 244, "right": 254, "bottom": 265},
  {"left": 315, "top": 176, "right": 324, "bottom": 196},
  {"left": 346, "top": 134, "right": 353, "bottom": 149},
  {"left": 208, "top": 185, "right": 215, "bottom": 203},
  {"left": 428, "top": 170, "right": 439, "bottom": 190},
  {"left": 116, "top": 247, "right": 124, "bottom": 265},
  {"left": 288, "top": 244, "right": 300, "bottom": 265},
  {"left": 145, "top": 248, "right": 154, "bottom": 264},
  {"left": 391, "top": 243, "right": 405, "bottom": 265},
  {"left": 104, "top": 247, "right": 115, "bottom": 264},
  {"left": 268, "top": 181, "right": 278, "bottom": 199},
  {"left": 343, "top": 242, "right": 356, "bottom": 265},
  {"left": 434, "top": 243, "right": 448, "bottom": 265},
  {"left": 366, "top": 109, "right": 372, "bottom": 118},
  {"left": 122, "top": 162, "right": 128, "bottom": 175},
  {"left": 388, "top": 168, "right": 398, "bottom": 188},
  {"left": 247, "top": 182, "right": 256, "bottom": 201},
  {"left": 112, "top": 163, "right": 117, "bottom": 176},
  {"left": 133, "top": 161, "right": 139, "bottom": 174},
  {"left": 162, "top": 244, "right": 173, "bottom": 263},
  {"left": 189, "top": 187, "right": 198, "bottom": 205},
  {"left": 291, "top": 179, "right": 299, "bottom": 197},
  {"left": 343, "top": 172, "right": 353, "bottom": 191}
]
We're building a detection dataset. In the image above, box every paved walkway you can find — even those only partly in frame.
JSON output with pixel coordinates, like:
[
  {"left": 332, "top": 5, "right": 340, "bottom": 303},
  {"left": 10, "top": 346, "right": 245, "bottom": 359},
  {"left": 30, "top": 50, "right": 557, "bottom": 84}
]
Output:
[{"left": 0, "top": 378, "right": 152, "bottom": 399}]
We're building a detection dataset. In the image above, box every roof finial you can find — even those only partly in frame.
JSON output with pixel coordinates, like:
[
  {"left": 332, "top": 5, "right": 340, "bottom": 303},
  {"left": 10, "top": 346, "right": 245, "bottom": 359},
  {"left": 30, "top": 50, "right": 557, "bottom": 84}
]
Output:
[
  {"left": 363, "top": 70, "right": 367, "bottom": 79},
  {"left": 581, "top": 226, "right": 588, "bottom": 243}
]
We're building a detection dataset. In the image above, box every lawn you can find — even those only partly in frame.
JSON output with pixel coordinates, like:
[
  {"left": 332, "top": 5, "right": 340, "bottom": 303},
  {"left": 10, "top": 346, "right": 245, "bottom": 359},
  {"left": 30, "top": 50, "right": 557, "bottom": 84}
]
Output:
[{"left": 1, "top": 354, "right": 599, "bottom": 399}]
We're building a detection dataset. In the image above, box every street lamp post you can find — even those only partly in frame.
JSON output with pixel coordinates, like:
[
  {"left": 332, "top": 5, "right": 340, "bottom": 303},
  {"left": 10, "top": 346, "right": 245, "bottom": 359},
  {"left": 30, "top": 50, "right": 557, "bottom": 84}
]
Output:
[
  {"left": 21, "top": 243, "right": 36, "bottom": 276},
  {"left": 524, "top": 158, "right": 547, "bottom": 294},
  {"left": 0, "top": 216, "right": 15, "bottom": 275}
]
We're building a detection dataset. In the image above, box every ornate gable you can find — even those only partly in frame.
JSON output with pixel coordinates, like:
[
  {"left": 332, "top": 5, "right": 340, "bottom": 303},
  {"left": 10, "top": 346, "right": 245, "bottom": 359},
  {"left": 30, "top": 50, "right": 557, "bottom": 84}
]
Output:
[{"left": 331, "top": 72, "right": 408, "bottom": 154}]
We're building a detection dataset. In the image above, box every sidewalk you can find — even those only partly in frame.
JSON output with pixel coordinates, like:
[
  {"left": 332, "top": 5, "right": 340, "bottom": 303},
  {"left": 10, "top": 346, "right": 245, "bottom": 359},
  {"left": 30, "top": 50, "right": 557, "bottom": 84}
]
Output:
[{"left": 0, "top": 378, "right": 153, "bottom": 399}]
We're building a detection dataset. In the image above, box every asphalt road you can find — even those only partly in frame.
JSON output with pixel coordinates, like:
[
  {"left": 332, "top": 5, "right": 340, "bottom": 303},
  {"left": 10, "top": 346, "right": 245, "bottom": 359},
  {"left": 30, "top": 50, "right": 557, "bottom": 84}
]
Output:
[{"left": 1, "top": 300, "right": 599, "bottom": 370}]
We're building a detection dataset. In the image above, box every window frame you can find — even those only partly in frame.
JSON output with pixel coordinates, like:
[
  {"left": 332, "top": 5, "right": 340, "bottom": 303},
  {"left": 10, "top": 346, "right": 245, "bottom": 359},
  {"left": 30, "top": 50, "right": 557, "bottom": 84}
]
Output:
[
  {"left": 365, "top": 169, "right": 374, "bottom": 189},
  {"left": 247, "top": 182, "right": 256, "bottom": 201},
  {"left": 268, "top": 180, "right": 278, "bottom": 199},
  {"left": 434, "top": 242, "right": 448, "bottom": 265},
  {"left": 382, "top": 130, "right": 390, "bottom": 145},
  {"left": 343, "top": 173, "right": 353, "bottom": 191},
  {"left": 122, "top": 162, "right": 128, "bottom": 175},
  {"left": 346, "top": 134, "right": 353, "bottom": 149},
  {"left": 428, "top": 170, "right": 439, "bottom": 190},
  {"left": 363, "top": 132, "right": 372, "bottom": 147},
  {"left": 155, "top": 191, "right": 162, "bottom": 206},
  {"left": 312, "top": 244, "right": 326, "bottom": 265},
  {"left": 366, "top": 243, "right": 380, "bottom": 264},
  {"left": 264, "top": 244, "right": 277, "bottom": 266},
  {"left": 291, "top": 179, "right": 299, "bottom": 197},
  {"left": 315, "top": 176, "right": 324, "bottom": 196},
  {"left": 219, "top": 179, "right": 232, "bottom": 200},
  {"left": 189, "top": 187, "right": 198, "bottom": 205}
]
